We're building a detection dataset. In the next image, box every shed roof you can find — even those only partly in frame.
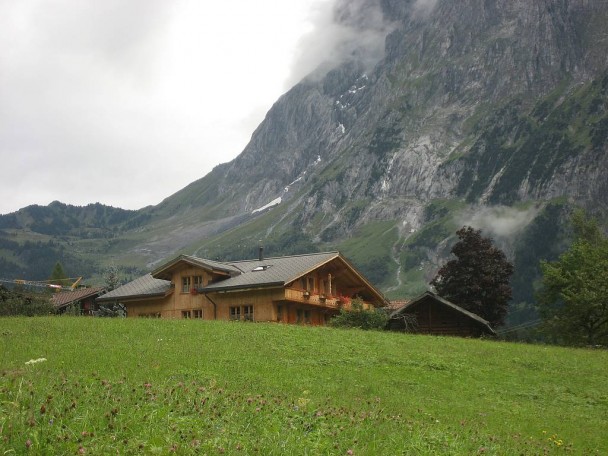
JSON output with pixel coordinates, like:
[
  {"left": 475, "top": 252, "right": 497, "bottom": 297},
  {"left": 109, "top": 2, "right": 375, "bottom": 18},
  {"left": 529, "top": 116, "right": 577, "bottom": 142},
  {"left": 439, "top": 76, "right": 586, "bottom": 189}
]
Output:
[
  {"left": 390, "top": 291, "right": 495, "bottom": 335},
  {"left": 52, "top": 287, "right": 106, "bottom": 309}
]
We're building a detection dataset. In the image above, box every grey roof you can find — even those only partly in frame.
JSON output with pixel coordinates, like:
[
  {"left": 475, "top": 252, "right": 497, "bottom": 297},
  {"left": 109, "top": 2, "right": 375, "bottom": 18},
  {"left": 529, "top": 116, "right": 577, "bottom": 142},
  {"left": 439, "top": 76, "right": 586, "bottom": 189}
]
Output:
[
  {"left": 152, "top": 254, "right": 241, "bottom": 276},
  {"left": 390, "top": 291, "right": 495, "bottom": 335},
  {"left": 96, "top": 274, "right": 171, "bottom": 302},
  {"left": 201, "top": 252, "right": 341, "bottom": 292}
]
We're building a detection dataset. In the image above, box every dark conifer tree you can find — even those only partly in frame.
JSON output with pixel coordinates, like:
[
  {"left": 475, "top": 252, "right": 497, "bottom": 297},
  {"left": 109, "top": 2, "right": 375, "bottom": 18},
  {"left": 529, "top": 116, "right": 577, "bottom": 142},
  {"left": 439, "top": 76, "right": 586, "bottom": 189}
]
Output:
[{"left": 431, "top": 226, "right": 514, "bottom": 327}]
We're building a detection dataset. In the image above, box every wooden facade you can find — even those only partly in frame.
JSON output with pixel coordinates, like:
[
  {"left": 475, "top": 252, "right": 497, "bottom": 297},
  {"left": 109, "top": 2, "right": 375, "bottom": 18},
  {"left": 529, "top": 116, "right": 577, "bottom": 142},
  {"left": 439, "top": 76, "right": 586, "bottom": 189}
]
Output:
[
  {"left": 388, "top": 291, "right": 495, "bottom": 337},
  {"left": 97, "top": 252, "right": 388, "bottom": 325}
]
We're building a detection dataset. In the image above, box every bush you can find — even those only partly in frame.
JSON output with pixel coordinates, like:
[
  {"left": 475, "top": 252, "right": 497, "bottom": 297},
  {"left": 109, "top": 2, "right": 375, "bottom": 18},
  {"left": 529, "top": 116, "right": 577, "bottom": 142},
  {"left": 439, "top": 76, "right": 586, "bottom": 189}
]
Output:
[
  {"left": 329, "top": 299, "right": 389, "bottom": 330},
  {"left": 0, "top": 285, "right": 54, "bottom": 316}
]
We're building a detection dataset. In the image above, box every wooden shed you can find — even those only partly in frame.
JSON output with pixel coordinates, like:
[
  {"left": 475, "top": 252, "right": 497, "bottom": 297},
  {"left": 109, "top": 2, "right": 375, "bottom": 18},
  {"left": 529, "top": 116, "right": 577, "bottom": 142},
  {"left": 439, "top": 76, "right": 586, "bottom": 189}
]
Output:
[
  {"left": 51, "top": 287, "right": 106, "bottom": 315},
  {"left": 388, "top": 291, "right": 495, "bottom": 337}
]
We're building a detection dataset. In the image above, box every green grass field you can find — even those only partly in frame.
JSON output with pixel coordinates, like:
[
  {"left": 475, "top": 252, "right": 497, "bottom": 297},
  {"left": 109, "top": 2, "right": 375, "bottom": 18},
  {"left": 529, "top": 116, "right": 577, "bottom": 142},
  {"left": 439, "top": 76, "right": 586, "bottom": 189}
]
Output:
[{"left": 1, "top": 318, "right": 606, "bottom": 455}]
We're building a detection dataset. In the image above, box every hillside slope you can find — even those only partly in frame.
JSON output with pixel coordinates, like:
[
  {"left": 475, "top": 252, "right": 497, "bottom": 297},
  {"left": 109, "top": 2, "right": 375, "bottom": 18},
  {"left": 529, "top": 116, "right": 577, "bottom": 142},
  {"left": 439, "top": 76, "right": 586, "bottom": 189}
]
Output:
[{"left": 2, "top": 318, "right": 607, "bottom": 453}]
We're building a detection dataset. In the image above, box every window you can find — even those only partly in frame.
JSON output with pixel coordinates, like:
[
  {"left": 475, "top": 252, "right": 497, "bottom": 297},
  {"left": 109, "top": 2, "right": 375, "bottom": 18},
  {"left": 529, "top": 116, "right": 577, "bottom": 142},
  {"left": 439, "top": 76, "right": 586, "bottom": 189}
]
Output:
[
  {"left": 182, "top": 277, "right": 191, "bottom": 293},
  {"left": 193, "top": 309, "right": 203, "bottom": 319},
  {"left": 182, "top": 310, "right": 191, "bottom": 319},
  {"left": 230, "top": 306, "right": 241, "bottom": 320},
  {"left": 243, "top": 305, "right": 254, "bottom": 321},
  {"left": 230, "top": 305, "right": 254, "bottom": 321},
  {"left": 307, "top": 276, "right": 315, "bottom": 292},
  {"left": 193, "top": 276, "right": 203, "bottom": 288},
  {"left": 296, "top": 309, "right": 311, "bottom": 324},
  {"left": 277, "top": 305, "right": 283, "bottom": 322}
]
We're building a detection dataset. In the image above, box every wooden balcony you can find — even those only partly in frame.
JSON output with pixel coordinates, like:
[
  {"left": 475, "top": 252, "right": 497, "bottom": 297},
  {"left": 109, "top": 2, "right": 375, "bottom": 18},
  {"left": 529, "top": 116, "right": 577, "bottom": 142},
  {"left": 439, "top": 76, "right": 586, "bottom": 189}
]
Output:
[{"left": 283, "top": 289, "right": 373, "bottom": 310}]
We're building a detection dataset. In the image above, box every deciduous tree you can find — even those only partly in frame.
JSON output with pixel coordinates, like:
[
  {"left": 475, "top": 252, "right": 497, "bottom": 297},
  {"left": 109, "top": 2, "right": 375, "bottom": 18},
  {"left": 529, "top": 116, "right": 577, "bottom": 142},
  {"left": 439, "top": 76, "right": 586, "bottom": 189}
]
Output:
[
  {"left": 431, "top": 226, "right": 513, "bottom": 327},
  {"left": 538, "top": 211, "right": 608, "bottom": 346}
]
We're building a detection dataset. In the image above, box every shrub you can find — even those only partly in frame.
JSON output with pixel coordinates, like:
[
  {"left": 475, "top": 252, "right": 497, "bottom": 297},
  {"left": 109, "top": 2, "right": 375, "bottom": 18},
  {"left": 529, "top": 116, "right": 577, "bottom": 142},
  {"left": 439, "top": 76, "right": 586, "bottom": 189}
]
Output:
[
  {"left": 329, "top": 299, "right": 389, "bottom": 330},
  {"left": 0, "top": 285, "right": 54, "bottom": 316}
]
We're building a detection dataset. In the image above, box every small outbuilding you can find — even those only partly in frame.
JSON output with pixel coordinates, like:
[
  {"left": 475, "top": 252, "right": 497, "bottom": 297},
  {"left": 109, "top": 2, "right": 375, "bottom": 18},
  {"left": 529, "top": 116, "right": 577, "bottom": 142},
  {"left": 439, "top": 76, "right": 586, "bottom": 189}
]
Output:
[
  {"left": 388, "top": 291, "right": 495, "bottom": 337},
  {"left": 51, "top": 287, "right": 106, "bottom": 315}
]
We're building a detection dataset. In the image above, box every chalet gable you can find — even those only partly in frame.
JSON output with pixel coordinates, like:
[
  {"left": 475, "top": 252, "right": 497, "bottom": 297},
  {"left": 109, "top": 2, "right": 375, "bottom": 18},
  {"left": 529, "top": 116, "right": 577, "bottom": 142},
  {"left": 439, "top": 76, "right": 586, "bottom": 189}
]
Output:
[
  {"left": 199, "top": 252, "right": 388, "bottom": 306},
  {"left": 151, "top": 254, "right": 241, "bottom": 281}
]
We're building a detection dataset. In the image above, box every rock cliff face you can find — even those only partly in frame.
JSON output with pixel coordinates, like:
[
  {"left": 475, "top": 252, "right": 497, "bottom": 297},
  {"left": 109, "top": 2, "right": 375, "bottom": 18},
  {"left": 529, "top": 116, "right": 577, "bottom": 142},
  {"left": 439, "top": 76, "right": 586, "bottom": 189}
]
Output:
[
  {"left": 166, "top": 0, "right": 607, "bottom": 230},
  {"left": 2, "top": 0, "right": 607, "bottom": 311},
  {"left": 145, "top": 1, "right": 608, "bottom": 301}
]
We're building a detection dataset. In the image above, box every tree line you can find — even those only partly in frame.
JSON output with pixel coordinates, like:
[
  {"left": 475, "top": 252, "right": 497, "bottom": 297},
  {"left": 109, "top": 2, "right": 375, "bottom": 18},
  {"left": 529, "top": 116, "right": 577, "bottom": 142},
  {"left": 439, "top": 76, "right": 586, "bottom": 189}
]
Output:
[
  {"left": 424, "top": 210, "right": 607, "bottom": 346},
  {"left": 333, "top": 210, "right": 607, "bottom": 347}
]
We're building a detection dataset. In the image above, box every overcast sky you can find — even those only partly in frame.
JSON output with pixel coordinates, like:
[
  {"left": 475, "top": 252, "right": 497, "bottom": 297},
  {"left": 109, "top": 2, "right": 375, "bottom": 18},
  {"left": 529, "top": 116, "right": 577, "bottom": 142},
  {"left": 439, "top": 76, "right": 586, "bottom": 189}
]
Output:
[{"left": 0, "top": 0, "right": 340, "bottom": 215}]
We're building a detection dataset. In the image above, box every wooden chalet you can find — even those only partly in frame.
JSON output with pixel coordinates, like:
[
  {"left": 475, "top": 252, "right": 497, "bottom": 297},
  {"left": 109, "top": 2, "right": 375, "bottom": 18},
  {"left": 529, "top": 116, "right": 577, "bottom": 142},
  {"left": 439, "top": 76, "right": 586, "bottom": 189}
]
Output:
[
  {"left": 52, "top": 287, "right": 106, "bottom": 315},
  {"left": 387, "top": 291, "right": 495, "bottom": 337},
  {"left": 96, "top": 251, "right": 389, "bottom": 324}
]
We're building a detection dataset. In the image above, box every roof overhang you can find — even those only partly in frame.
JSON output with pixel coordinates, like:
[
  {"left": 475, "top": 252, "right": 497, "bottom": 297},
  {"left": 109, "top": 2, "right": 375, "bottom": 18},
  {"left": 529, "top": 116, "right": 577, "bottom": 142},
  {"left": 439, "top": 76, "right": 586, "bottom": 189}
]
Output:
[
  {"left": 96, "top": 288, "right": 173, "bottom": 303},
  {"left": 330, "top": 254, "right": 390, "bottom": 307},
  {"left": 200, "top": 282, "right": 284, "bottom": 294},
  {"left": 151, "top": 254, "right": 239, "bottom": 281}
]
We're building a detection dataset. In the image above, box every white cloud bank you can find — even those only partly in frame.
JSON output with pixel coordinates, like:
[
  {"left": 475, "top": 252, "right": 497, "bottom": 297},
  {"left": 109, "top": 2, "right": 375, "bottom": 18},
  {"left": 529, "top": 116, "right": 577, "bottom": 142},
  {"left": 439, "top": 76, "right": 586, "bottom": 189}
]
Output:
[
  {"left": 0, "top": 0, "right": 334, "bottom": 214},
  {"left": 457, "top": 205, "right": 542, "bottom": 239}
]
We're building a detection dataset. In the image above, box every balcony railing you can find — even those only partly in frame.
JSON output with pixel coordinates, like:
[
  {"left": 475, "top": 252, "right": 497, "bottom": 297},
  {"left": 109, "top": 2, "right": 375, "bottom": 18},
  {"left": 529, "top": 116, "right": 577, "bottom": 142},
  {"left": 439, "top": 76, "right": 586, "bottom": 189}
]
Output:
[{"left": 284, "top": 289, "right": 372, "bottom": 310}]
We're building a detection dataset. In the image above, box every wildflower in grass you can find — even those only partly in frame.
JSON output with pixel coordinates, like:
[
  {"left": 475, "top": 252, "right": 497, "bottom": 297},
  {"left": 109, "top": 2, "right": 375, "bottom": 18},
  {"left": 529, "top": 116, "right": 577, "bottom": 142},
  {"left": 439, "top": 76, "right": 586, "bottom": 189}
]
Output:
[
  {"left": 25, "top": 357, "right": 47, "bottom": 365},
  {"left": 297, "top": 397, "right": 310, "bottom": 408},
  {"left": 547, "top": 433, "right": 565, "bottom": 447},
  {"left": 25, "top": 439, "right": 32, "bottom": 449}
]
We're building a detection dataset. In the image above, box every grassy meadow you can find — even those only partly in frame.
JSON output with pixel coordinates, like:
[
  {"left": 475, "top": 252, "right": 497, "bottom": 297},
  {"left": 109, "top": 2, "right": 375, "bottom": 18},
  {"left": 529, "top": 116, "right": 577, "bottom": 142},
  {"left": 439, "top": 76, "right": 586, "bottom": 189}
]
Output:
[{"left": 1, "top": 318, "right": 607, "bottom": 455}]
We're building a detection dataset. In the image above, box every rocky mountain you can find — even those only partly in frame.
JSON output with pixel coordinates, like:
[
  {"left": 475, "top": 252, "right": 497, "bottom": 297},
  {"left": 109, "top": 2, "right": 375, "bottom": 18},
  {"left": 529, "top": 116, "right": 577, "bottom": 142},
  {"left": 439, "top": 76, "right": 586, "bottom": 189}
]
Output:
[{"left": 1, "top": 0, "right": 607, "bottom": 324}]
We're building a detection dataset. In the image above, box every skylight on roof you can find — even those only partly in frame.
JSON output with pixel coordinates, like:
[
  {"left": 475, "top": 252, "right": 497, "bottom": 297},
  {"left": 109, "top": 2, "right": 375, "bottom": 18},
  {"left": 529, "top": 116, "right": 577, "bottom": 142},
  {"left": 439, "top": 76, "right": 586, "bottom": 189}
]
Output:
[{"left": 252, "top": 265, "right": 270, "bottom": 272}]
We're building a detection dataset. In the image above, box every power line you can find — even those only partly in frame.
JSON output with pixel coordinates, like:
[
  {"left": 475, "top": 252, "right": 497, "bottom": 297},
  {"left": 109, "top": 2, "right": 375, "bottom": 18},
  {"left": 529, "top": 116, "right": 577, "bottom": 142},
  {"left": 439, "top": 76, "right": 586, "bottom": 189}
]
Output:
[{"left": 497, "top": 319, "right": 543, "bottom": 334}]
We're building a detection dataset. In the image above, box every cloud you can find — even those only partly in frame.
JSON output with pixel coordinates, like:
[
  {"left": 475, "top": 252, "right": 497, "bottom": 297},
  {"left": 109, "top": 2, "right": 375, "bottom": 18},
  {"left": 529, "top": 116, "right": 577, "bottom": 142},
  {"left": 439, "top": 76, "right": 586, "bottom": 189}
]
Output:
[
  {"left": 286, "top": 0, "right": 397, "bottom": 86},
  {"left": 0, "top": 0, "right": 326, "bottom": 214},
  {"left": 457, "top": 205, "right": 542, "bottom": 239},
  {"left": 412, "top": 0, "right": 439, "bottom": 18}
]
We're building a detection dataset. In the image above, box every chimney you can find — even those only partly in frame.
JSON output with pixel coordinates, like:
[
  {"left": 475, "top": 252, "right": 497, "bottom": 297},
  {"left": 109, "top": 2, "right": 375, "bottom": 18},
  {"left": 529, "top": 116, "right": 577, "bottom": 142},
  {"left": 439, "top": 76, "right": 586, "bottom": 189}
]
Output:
[{"left": 258, "top": 243, "right": 264, "bottom": 261}]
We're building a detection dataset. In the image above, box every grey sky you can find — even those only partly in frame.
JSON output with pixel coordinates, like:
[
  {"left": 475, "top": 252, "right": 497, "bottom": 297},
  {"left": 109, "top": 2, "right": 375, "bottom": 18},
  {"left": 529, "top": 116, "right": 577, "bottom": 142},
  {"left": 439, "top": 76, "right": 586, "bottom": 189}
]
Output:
[{"left": 0, "top": 0, "right": 336, "bottom": 214}]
